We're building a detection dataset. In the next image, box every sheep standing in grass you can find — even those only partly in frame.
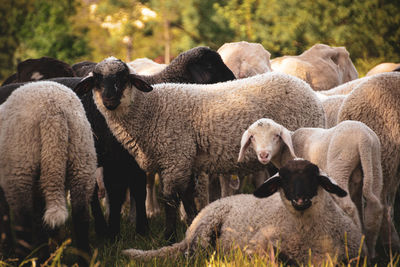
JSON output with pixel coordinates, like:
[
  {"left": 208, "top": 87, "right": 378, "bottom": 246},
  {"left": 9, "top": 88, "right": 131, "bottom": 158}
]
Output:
[
  {"left": 337, "top": 72, "right": 400, "bottom": 253},
  {"left": 238, "top": 118, "right": 383, "bottom": 258},
  {"left": 123, "top": 159, "right": 364, "bottom": 265},
  {"left": 0, "top": 81, "right": 97, "bottom": 262},
  {"left": 74, "top": 56, "right": 325, "bottom": 240}
]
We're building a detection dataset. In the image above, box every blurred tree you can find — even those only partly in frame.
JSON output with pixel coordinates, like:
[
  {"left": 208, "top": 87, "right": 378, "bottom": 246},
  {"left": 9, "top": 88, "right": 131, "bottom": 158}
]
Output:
[
  {"left": 0, "top": 0, "right": 35, "bottom": 81},
  {"left": 16, "top": 0, "right": 91, "bottom": 65}
]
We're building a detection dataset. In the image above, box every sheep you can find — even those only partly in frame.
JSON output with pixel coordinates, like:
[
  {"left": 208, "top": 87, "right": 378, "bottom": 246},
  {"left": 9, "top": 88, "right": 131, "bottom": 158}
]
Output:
[
  {"left": 122, "top": 159, "right": 364, "bottom": 265},
  {"left": 337, "top": 72, "right": 400, "bottom": 253},
  {"left": 238, "top": 118, "right": 383, "bottom": 258},
  {"left": 79, "top": 46, "right": 236, "bottom": 239},
  {"left": 366, "top": 62, "right": 400, "bottom": 76},
  {"left": 72, "top": 61, "right": 97, "bottom": 77},
  {"left": 271, "top": 44, "right": 358, "bottom": 91},
  {"left": 217, "top": 41, "right": 272, "bottom": 79},
  {"left": 128, "top": 58, "right": 167, "bottom": 75},
  {"left": 1, "top": 56, "right": 75, "bottom": 86},
  {"left": 0, "top": 81, "right": 97, "bottom": 262},
  {"left": 74, "top": 56, "right": 326, "bottom": 240}
]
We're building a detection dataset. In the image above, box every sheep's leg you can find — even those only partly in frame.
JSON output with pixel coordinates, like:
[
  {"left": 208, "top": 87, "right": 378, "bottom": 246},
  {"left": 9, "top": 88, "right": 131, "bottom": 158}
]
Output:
[
  {"left": 146, "top": 172, "right": 161, "bottom": 218},
  {"left": 181, "top": 176, "right": 198, "bottom": 225},
  {"left": 379, "top": 183, "right": 400, "bottom": 253},
  {"left": 128, "top": 188, "right": 136, "bottom": 223},
  {"left": 130, "top": 168, "right": 149, "bottom": 235},
  {"left": 194, "top": 172, "right": 209, "bottom": 211},
  {"left": 160, "top": 165, "right": 192, "bottom": 242},
  {"left": 104, "top": 178, "right": 126, "bottom": 238},
  {"left": 0, "top": 186, "right": 13, "bottom": 257},
  {"left": 90, "top": 184, "right": 108, "bottom": 236}
]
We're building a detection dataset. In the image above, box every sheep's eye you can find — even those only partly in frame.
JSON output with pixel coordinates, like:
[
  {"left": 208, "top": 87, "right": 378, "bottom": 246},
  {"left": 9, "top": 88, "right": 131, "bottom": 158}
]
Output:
[
  {"left": 250, "top": 135, "right": 254, "bottom": 140},
  {"left": 275, "top": 134, "right": 280, "bottom": 139}
]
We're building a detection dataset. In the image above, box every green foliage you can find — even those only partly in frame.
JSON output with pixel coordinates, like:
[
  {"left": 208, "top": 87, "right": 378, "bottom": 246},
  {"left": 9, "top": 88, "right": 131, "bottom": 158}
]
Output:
[{"left": 15, "top": 0, "right": 90, "bottom": 64}]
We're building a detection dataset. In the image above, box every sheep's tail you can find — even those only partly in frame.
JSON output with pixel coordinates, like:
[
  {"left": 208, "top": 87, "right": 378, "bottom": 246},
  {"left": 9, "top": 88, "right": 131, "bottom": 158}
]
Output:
[
  {"left": 122, "top": 240, "right": 188, "bottom": 260},
  {"left": 40, "top": 113, "right": 69, "bottom": 229}
]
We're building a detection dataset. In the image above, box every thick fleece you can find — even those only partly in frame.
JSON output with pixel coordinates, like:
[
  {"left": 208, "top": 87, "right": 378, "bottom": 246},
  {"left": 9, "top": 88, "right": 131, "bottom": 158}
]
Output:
[
  {"left": 0, "top": 81, "right": 97, "bottom": 257},
  {"left": 337, "top": 72, "right": 400, "bottom": 252}
]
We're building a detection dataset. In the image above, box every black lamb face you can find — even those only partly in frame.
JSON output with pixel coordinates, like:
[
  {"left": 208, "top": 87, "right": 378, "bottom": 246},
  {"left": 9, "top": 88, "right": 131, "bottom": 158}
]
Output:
[
  {"left": 93, "top": 60, "right": 130, "bottom": 110},
  {"left": 279, "top": 162, "right": 320, "bottom": 211}
]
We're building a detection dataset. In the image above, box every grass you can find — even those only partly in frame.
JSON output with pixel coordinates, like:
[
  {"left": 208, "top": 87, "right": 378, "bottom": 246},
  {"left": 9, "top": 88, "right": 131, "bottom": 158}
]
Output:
[{"left": 1, "top": 178, "right": 400, "bottom": 266}]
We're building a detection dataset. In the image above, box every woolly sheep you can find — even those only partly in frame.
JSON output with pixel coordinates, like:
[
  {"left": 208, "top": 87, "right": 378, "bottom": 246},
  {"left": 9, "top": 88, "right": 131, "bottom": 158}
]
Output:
[
  {"left": 74, "top": 56, "right": 326, "bottom": 240},
  {"left": 337, "top": 72, "right": 400, "bottom": 253},
  {"left": 2, "top": 56, "right": 75, "bottom": 86},
  {"left": 72, "top": 61, "right": 97, "bottom": 77},
  {"left": 78, "top": 46, "right": 236, "bottom": 239},
  {"left": 123, "top": 159, "right": 364, "bottom": 265},
  {"left": 239, "top": 118, "right": 383, "bottom": 258},
  {"left": 271, "top": 44, "right": 358, "bottom": 91},
  {"left": 366, "top": 62, "right": 400, "bottom": 76},
  {"left": 0, "top": 81, "right": 97, "bottom": 261},
  {"left": 217, "top": 41, "right": 272, "bottom": 78},
  {"left": 128, "top": 58, "right": 167, "bottom": 75}
]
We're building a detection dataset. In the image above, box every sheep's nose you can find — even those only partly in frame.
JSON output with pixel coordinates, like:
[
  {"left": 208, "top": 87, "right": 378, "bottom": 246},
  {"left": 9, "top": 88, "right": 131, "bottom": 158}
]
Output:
[{"left": 259, "top": 151, "right": 269, "bottom": 160}]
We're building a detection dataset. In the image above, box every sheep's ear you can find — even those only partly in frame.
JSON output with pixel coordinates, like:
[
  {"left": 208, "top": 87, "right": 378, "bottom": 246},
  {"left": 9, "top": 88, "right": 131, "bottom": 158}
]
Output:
[
  {"left": 74, "top": 75, "right": 94, "bottom": 96},
  {"left": 188, "top": 63, "right": 213, "bottom": 83},
  {"left": 253, "top": 173, "right": 281, "bottom": 198},
  {"left": 128, "top": 74, "right": 153, "bottom": 92},
  {"left": 318, "top": 171, "right": 347, "bottom": 197},
  {"left": 280, "top": 126, "right": 296, "bottom": 158},
  {"left": 238, "top": 129, "right": 252, "bottom": 162}
]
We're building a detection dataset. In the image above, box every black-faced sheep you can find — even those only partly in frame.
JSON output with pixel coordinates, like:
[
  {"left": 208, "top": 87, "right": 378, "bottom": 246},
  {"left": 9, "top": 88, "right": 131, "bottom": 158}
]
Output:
[
  {"left": 123, "top": 159, "right": 364, "bottom": 265},
  {"left": 1, "top": 57, "right": 75, "bottom": 86},
  {"left": 74, "top": 56, "right": 325, "bottom": 240},
  {"left": 0, "top": 81, "right": 96, "bottom": 263}
]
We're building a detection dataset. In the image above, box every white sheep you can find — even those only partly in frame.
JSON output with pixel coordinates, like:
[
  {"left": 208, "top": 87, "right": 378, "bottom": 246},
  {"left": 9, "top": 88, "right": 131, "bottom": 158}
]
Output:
[
  {"left": 73, "top": 57, "right": 326, "bottom": 240},
  {"left": 238, "top": 118, "right": 383, "bottom": 258},
  {"left": 271, "top": 43, "right": 358, "bottom": 91},
  {"left": 366, "top": 62, "right": 400, "bottom": 76},
  {"left": 0, "top": 81, "right": 97, "bottom": 261},
  {"left": 128, "top": 58, "right": 167, "bottom": 75},
  {"left": 337, "top": 71, "right": 400, "bottom": 253},
  {"left": 217, "top": 41, "right": 272, "bottom": 78},
  {"left": 123, "top": 159, "right": 365, "bottom": 265}
]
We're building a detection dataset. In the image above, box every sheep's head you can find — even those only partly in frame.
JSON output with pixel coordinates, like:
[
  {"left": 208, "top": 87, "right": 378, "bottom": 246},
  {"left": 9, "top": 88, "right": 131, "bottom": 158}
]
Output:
[
  {"left": 254, "top": 159, "right": 347, "bottom": 211},
  {"left": 238, "top": 118, "right": 296, "bottom": 165},
  {"left": 170, "top": 46, "right": 235, "bottom": 84},
  {"left": 74, "top": 57, "right": 153, "bottom": 110}
]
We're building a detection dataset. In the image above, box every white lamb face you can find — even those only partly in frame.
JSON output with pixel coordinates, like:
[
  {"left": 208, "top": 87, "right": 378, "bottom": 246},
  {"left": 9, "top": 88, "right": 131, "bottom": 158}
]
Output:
[{"left": 238, "top": 118, "right": 297, "bottom": 164}]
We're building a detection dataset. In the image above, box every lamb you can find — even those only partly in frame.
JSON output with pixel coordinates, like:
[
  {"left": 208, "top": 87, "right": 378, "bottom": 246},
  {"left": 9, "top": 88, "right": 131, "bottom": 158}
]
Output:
[
  {"left": 0, "top": 81, "right": 97, "bottom": 262},
  {"left": 1, "top": 56, "right": 75, "bottom": 86},
  {"left": 238, "top": 118, "right": 383, "bottom": 258},
  {"left": 271, "top": 44, "right": 358, "bottom": 91},
  {"left": 217, "top": 41, "right": 272, "bottom": 78},
  {"left": 366, "top": 62, "right": 400, "bottom": 76},
  {"left": 128, "top": 58, "right": 167, "bottom": 75},
  {"left": 337, "top": 72, "right": 400, "bottom": 253},
  {"left": 74, "top": 56, "right": 326, "bottom": 240},
  {"left": 122, "top": 159, "right": 364, "bottom": 265}
]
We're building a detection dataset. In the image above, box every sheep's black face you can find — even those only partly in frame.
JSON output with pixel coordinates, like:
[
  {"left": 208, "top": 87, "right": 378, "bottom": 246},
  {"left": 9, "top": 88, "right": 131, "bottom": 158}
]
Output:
[
  {"left": 194, "top": 48, "right": 236, "bottom": 83},
  {"left": 279, "top": 161, "right": 319, "bottom": 211},
  {"left": 93, "top": 59, "right": 130, "bottom": 110}
]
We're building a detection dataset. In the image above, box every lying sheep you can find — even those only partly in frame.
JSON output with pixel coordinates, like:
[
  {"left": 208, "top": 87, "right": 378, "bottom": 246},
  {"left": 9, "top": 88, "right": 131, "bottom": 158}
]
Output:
[
  {"left": 217, "top": 41, "right": 272, "bottom": 78},
  {"left": 74, "top": 56, "right": 325, "bottom": 240},
  {"left": 0, "top": 81, "right": 97, "bottom": 262},
  {"left": 271, "top": 44, "right": 358, "bottom": 91},
  {"left": 337, "top": 72, "right": 400, "bottom": 253},
  {"left": 238, "top": 118, "right": 383, "bottom": 258},
  {"left": 123, "top": 159, "right": 364, "bottom": 265}
]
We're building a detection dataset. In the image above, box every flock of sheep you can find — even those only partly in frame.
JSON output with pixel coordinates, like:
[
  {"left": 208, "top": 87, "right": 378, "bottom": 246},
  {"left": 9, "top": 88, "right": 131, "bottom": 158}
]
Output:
[{"left": 0, "top": 41, "right": 399, "bottom": 266}]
